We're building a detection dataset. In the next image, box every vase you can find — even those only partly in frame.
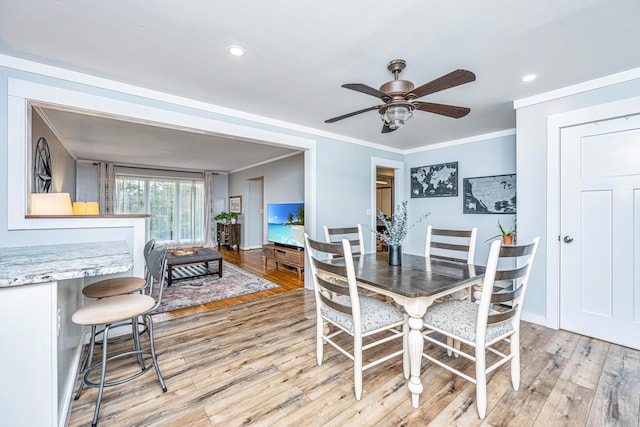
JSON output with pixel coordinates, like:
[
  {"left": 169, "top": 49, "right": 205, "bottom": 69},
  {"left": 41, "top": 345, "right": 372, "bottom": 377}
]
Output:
[
  {"left": 388, "top": 245, "right": 402, "bottom": 266},
  {"left": 502, "top": 235, "right": 513, "bottom": 245}
]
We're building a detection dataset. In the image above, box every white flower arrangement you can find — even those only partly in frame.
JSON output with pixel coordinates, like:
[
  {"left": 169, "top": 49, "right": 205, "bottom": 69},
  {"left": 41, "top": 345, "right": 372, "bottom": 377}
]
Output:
[{"left": 374, "top": 201, "right": 430, "bottom": 246}]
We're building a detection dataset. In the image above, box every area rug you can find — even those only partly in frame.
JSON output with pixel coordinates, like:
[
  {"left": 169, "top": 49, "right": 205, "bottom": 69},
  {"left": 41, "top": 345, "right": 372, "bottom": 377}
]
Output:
[{"left": 153, "top": 261, "right": 280, "bottom": 313}]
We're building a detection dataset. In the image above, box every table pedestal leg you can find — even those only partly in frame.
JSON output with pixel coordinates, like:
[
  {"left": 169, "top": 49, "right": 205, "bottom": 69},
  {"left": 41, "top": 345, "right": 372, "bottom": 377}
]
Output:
[{"left": 407, "top": 315, "right": 424, "bottom": 408}]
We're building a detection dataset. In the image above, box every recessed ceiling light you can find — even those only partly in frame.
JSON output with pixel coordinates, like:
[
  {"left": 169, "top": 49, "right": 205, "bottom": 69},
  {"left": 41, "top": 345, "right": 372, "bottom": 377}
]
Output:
[
  {"left": 521, "top": 74, "right": 537, "bottom": 83},
  {"left": 227, "top": 45, "right": 246, "bottom": 57}
]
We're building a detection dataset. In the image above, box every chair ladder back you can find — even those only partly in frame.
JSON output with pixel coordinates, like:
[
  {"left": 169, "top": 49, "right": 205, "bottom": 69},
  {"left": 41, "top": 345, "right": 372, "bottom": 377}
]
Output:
[
  {"left": 431, "top": 229, "right": 474, "bottom": 238},
  {"left": 327, "top": 226, "right": 359, "bottom": 236},
  {"left": 483, "top": 238, "right": 540, "bottom": 325},
  {"left": 309, "top": 238, "right": 346, "bottom": 256},
  {"left": 318, "top": 289, "right": 353, "bottom": 315},
  {"left": 324, "top": 225, "right": 364, "bottom": 257},
  {"left": 315, "top": 257, "right": 348, "bottom": 277},
  {"left": 315, "top": 274, "right": 349, "bottom": 297},
  {"left": 306, "top": 233, "right": 358, "bottom": 317},
  {"left": 498, "top": 243, "right": 535, "bottom": 258},
  {"left": 487, "top": 304, "right": 519, "bottom": 324},
  {"left": 426, "top": 226, "right": 478, "bottom": 264},
  {"left": 490, "top": 283, "right": 522, "bottom": 304}
]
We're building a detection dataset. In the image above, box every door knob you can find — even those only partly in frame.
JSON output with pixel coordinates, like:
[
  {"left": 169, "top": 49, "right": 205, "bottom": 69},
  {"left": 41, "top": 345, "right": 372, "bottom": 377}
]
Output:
[{"left": 563, "top": 236, "right": 574, "bottom": 243}]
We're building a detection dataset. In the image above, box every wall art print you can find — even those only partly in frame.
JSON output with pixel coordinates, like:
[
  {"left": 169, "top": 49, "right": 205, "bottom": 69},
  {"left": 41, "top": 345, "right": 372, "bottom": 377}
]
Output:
[
  {"left": 410, "top": 162, "right": 458, "bottom": 198},
  {"left": 463, "top": 174, "right": 516, "bottom": 214}
]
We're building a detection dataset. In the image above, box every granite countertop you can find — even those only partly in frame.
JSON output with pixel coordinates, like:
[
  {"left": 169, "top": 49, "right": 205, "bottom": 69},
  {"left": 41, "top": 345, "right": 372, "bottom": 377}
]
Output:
[{"left": 0, "top": 241, "right": 132, "bottom": 288}]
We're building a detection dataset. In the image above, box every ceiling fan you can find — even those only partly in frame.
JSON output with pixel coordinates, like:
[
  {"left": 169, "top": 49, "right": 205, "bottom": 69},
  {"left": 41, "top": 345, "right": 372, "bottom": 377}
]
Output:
[{"left": 325, "top": 59, "right": 476, "bottom": 133}]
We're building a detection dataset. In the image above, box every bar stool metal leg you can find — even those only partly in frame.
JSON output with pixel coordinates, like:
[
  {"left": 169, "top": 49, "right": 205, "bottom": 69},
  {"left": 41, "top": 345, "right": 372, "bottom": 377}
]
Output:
[
  {"left": 92, "top": 323, "right": 112, "bottom": 427},
  {"left": 145, "top": 313, "right": 167, "bottom": 391}
]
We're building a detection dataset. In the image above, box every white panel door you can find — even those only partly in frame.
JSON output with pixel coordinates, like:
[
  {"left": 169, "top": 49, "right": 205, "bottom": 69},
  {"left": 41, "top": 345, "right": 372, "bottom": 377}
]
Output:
[{"left": 560, "top": 114, "right": 640, "bottom": 349}]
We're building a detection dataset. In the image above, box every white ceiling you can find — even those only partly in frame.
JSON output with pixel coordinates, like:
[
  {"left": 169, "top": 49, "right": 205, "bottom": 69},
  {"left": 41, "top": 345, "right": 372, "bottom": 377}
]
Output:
[{"left": 2, "top": 0, "right": 639, "bottom": 171}]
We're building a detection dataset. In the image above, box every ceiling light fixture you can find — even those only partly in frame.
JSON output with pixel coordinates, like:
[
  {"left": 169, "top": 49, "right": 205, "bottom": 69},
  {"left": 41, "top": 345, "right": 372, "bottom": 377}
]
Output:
[
  {"left": 521, "top": 74, "right": 537, "bottom": 83},
  {"left": 227, "top": 45, "right": 246, "bottom": 57},
  {"left": 381, "top": 103, "right": 414, "bottom": 130}
]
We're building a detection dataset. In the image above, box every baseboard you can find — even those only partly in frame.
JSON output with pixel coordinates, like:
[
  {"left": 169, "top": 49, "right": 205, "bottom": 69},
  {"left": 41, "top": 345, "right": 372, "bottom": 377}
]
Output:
[
  {"left": 521, "top": 310, "right": 550, "bottom": 328},
  {"left": 241, "top": 245, "right": 262, "bottom": 250}
]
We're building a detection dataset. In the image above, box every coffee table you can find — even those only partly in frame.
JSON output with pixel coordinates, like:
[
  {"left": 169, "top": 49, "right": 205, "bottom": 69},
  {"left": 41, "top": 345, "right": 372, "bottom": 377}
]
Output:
[{"left": 165, "top": 248, "right": 223, "bottom": 286}]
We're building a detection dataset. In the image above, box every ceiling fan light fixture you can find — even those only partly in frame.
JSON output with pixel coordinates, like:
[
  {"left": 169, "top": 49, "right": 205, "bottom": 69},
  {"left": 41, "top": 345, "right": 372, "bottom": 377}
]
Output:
[{"left": 382, "top": 104, "right": 413, "bottom": 129}]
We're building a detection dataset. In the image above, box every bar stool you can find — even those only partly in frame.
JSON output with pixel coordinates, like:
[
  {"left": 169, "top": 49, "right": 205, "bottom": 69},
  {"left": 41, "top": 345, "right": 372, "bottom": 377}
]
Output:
[
  {"left": 72, "top": 247, "right": 168, "bottom": 427},
  {"left": 81, "top": 239, "right": 156, "bottom": 299},
  {"left": 78, "top": 239, "right": 156, "bottom": 372}
]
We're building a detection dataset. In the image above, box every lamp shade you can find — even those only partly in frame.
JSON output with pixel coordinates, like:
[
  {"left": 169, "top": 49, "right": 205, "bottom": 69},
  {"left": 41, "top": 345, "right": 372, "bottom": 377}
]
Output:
[
  {"left": 72, "top": 202, "right": 100, "bottom": 215},
  {"left": 383, "top": 105, "right": 413, "bottom": 129},
  {"left": 30, "top": 193, "right": 73, "bottom": 215}
]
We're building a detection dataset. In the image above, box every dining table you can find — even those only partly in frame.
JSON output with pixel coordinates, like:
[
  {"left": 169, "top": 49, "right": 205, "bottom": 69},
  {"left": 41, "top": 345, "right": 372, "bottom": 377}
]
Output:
[{"left": 330, "top": 251, "right": 485, "bottom": 408}]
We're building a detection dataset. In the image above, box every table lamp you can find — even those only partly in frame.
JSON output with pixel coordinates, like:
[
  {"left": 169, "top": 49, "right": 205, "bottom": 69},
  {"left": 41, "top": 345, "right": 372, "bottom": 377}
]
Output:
[
  {"left": 72, "top": 202, "right": 100, "bottom": 215},
  {"left": 30, "top": 193, "right": 73, "bottom": 215}
]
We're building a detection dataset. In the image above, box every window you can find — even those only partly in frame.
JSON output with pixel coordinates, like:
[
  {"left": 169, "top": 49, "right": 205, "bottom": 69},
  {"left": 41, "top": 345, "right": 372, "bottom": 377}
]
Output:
[{"left": 116, "top": 173, "right": 204, "bottom": 245}]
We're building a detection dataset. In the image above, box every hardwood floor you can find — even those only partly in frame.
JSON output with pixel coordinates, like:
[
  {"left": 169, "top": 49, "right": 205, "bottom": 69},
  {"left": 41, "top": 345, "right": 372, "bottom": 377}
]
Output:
[{"left": 67, "top": 248, "right": 640, "bottom": 426}]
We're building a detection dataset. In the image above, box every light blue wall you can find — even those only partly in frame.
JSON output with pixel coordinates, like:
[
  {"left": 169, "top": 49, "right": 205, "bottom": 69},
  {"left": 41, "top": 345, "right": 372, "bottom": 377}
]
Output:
[
  {"left": 403, "top": 135, "right": 516, "bottom": 265},
  {"left": 228, "top": 137, "right": 405, "bottom": 251},
  {"left": 516, "top": 77, "right": 640, "bottom": 321},
  {"left": 32, "top": 109, "right": 77, "bottom": 197},
  {"left": 314, "top": 136, "right": 404, "bottom": 249},
  {"left": 228, "top": 153, "right": 304, "bottom": 248}
]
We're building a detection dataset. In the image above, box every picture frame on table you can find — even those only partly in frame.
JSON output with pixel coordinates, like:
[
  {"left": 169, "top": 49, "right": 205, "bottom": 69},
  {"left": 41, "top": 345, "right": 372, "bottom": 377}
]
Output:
[{"left": 229, "top": 196, "right": 242, "bottom": 213}]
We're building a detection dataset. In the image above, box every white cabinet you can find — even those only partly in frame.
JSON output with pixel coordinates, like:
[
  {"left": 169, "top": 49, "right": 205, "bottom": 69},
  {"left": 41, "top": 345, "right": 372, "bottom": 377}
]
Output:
[{"left": 0, "top": 241, "right": 132, "bottom": 427}]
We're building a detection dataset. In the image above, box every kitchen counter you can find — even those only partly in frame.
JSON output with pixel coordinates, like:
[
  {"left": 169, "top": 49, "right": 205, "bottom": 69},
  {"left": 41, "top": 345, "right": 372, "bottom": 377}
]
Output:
[
  {"left": 0, "top": 239, "right": 133, "bottom": 426},
  {"left": 0, "top": 240, "right": 132, "bottom": 287}
]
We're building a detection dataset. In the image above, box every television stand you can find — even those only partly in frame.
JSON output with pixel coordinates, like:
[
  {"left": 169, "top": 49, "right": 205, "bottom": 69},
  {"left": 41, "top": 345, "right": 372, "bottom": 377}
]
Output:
[{"left": 263, "top": 244, "right": 304, "bottom": 278}]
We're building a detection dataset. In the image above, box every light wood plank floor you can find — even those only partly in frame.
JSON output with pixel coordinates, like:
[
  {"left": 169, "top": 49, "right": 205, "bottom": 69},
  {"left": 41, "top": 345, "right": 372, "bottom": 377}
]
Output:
[{"left": 67, "top": 249, "right": 640, "bottom": 426}]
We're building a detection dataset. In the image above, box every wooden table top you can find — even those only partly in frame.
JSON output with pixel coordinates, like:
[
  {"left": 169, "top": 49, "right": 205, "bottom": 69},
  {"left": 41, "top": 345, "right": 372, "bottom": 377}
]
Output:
[{"left": 333, "top": 252, "right": 485, "bottom": 298}]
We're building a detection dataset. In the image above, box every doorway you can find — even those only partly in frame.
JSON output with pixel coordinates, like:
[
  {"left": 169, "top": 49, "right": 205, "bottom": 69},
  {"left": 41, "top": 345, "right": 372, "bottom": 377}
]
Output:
[
  {"left": 375, "top": 167, "right": 395, "bottom": 251},
  {"left": 370, "top": 158, "right": 404, "bottom": 253},
  {"left": 559, "top": 114, "right": 640, "bottom": 349}
]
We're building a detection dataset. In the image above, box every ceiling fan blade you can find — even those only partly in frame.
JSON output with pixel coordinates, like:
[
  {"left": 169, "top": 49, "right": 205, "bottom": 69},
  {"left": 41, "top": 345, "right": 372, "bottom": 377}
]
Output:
[
  {"left": 410, "top": 69, "right": 476, "bottom": 99},
  {"left": 342, "top": 83, "right": 390, "bottom": 101},
  {"left": 414, "top": 102, "right": 471, "bottom": 118},
  {"left": 325, "top": 105, "right": 381, "bottom": 123},
  {"left": 381, "top": 124, "right": 397, "bottom": 133}
]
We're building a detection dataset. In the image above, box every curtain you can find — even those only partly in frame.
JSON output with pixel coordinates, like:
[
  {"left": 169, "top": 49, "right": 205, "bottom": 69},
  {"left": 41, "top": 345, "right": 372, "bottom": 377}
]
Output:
[
  {"left": 203, "top": 171, "right": 215, "bottom": 247},
  {"left": 98, "top": 162, "right": 116, "bottom": 214}
]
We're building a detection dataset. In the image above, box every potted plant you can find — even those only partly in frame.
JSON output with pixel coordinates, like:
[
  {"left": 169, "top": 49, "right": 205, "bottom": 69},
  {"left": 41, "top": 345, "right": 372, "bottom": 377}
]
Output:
[
  {"left": 214, "top": 212, "right": 231, "bottom": 223},
  {"left": 229, "top": 212, "right": 239, "bottom": 224},
  {"left": 372, "top": 201, "right": 430, "bottom": 265},
  {"left": 486, "top": 219, "right": 516, "bottom": 245}
]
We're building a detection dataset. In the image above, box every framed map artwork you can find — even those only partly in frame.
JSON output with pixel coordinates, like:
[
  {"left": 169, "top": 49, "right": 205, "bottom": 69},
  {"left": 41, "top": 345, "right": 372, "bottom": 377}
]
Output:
[
  {"left": 410, "top": 162, "right": 458, "bottom": 198},
  {"left": 463, "top": 174, "right": 516, "bottom": 214}
]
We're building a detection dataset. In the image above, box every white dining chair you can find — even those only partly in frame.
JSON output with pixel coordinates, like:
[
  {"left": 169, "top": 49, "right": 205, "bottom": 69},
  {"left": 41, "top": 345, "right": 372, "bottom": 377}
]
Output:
[
  {"left": 421, "top": 237, "right": 540, "bottom": 419},
  {"left": 323, "top": 224, "right": 365, "bottom": 259},
  {"left": 425, "top": 226, "right": 478, "bottom": 302},
  {"left": 425, "top": 225, "right": 478, "bottom": 264},
  {"left": 304, "top": 233, "right": 407, "bottom": 400}
]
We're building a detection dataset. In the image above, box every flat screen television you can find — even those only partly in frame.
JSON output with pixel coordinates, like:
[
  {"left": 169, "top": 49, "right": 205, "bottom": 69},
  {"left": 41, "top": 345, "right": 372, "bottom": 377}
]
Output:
[{"left": 267, "top": 202, "right": 305, "bottom": 249}]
